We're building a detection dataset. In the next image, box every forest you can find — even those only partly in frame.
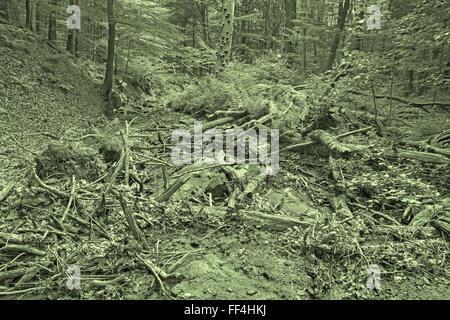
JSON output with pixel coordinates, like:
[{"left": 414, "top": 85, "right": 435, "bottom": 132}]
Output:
[{"left": 0, "top": 0, "right": 449, "bottom": 300}]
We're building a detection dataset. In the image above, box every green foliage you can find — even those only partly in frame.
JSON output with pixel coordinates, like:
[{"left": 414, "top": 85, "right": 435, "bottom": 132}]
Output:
[
  {"left": 167, "top": 75, "right": 241, "bottom": 115},
  {"left": 346, "top": 158, "right": 440, "bottom": 212},
  {"left": 167, "top": 54, "right": 309, "bottom": 123}
]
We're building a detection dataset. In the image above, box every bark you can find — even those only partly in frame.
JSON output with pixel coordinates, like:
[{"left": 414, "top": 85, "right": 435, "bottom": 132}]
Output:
[
  {"left": 26, "top": 0, "right": 31, "bottom": 30},
  {"left": 284, "top": 0, "right": 296, "bottom": 57},
  {"left": 103, "top": 0, "right": 116, "bottom": 101},
  {"left": 325, "top": 0, "right": 350, "bottom": 71},
  {"left": 196, "top": 206, "right": 315, "bottom": 231},
  {"left": 382, "top": 148, "right": 449, "bottom": 164},
  {"left": 196, "top": 1, "right": 210, "bottom": 44},
  {"left": 48, "top": 0, "right": 57, "bottom": 44},
  {"left": 217, "top": 0, "right": 235, "bottom": 72},
  {"left": 348, "top": 90, "right": 450, "bottom": 109},
  {"left": 36, "top": 0, "right": 41, "bottom": 33},
  {"left": 67, "top": 0, "right": 75, "bottom": 53}
]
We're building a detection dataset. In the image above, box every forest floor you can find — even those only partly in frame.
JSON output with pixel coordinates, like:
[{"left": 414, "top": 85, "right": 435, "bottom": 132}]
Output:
[{"left": 0, "top": 23, "right": 449, "bottom": 300}]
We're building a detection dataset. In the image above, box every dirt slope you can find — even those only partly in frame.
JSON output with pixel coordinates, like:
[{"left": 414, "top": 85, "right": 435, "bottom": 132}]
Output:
[{"left": 0, "top": 23, "right": 104, "bottom": 184}]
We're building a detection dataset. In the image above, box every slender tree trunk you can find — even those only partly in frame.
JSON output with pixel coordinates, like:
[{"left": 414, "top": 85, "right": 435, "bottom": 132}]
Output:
[
  {"left": 115, "top": 33, "right": 119, "bottom": 75},
  {"left": 103, "top": 0, "right": 116, "bottom": 100},
  {"left": 26, "top": 0, "right": 30, "bottom": 27},
  {"left": 48, "top": 0, "right": 57, "bottom": 44},
  {"left": 192, "top": 18, "right": 196, "bottom": 47},
  {"left": 284, "top": 0, "right": 296, "bottom": 60},
  {"left": 74, "top": 0, "right": 80, "bottom": 57},
  {"left": 217, "top": 0, "right": 235, "bottom": 72},
  {"left": 67, "top": 0, "right": 75, "bottom": 53},
  {"left": 325, "top": 0, "right": 350, "bottom": 71},
  {"left": 31, "top": 0, "right": 36, "bottom": 31},
  {"left": 197, "top": 1, "right": 210, "bottom": 44},
  {"left": 36, "top": 0, "right": 41, "bottom": 33},
  {"left": 352, "top": 8, "right": 364, "bottom": 51},
  {"left": 26, "top": 0, "right": 33, "bottom": 30},
  {"left": 125, "top": 38, "right": 131, "bottom": 74},
  {"left": 302, "top": 0, "right": 308, "bottom": 70}
]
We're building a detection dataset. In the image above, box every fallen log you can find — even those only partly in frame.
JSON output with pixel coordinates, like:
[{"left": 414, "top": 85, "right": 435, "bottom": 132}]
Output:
[
  {"left": 0, "top": 232, "right": 24, "bottom": 244},
  {"left": 154, "top": 175, "right": 191, "bottom": 202},
  {"left": 401, "top": 139, "right": 450, "bottom": 157},
  {"left": 382, "top": 148, "right": 450, "bottom": 164},
  {"left": 195, "top": 206, "right": 317, "bottom": 231},
  {"left": 0, "top": 182, "right": 14, "bottom": 203},
  {"left": 348, "top": 90, "right": 450, "bottom": 109},
  {"left": 431, "top": 219, "right": 450, "bottom": 236},
  {"left": 0, "top": 268, "right": 27, "bottom": 282},
  {"left": 207, "top": 110, "right": 247, "bottom": 120},
  {"left": 0, "top": 244, "right": 46, "bottom": 256},
  {"left": 280, "top": 127, "right": 371, "bottom": 153},
  {"left": 203, "top": 117, "right": 236, "bottom": 131}
]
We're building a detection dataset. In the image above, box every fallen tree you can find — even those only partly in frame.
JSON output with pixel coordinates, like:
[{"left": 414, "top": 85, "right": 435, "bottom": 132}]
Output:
[{"left": 348, "top": 90, "right": 450, "bottom": 110}]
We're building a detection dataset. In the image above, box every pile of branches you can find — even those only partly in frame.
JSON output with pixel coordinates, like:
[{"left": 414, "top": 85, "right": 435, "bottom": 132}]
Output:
[{"left": 1, "top": 101, "right": 449, "bottom": 298}]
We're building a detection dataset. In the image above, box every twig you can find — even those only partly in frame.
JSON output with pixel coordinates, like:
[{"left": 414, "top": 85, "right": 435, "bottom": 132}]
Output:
[
  {"left": 158, "top": 132, "right": 168, "bottom": 190},
  {"left": 10, "top": 136, "right": 40, "bottom": 157},
  {"left": 61, "top": 175, "right": 76, "bottom": 223},
  {"left": 154, "top": 175, "right": 191, "bottom": 202},
  {"left": 120, "top": 121, "right": 130, "bottom": 185},
  {"left": 136, "top": 254, "right": 168, "bottom": 297},
  {"left": 32, "top": 169, "right": 67, "bottom": 198},
  {"left": 0, "top": 244, "right": 46, "bottom": 256},
  {"left": 350, "top": 202, "right": 401, "bottom": 225}
]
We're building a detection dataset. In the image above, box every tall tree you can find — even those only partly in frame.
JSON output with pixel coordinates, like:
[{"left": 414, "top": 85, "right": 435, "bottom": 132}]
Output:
[
  {"left": 36, "top": 0, "right": 41, "bottom": 33},
  {"left": 103, "top": 0, "right": 116, "bottom": 100},
  {"left": 48, "top": 0, "right": 57, "bottom": 44},
  {"left": 284, "top": 0, "right": 297, "bottom": 60},
  {"left": 67, "top": 0, "right": 75, "bottom": 53},
  {"left": 74, "top": 0, "right": 79, "bottom": 57},
  {"left": 325, "top": 0, "right": 350, "bottom": 71},
  {"left": 25, "top": 0, "right": 32, "bottom": 30},
  {"left": 217, "top": 0, "right": 235, "bottom": 72},
  {"left": 196, "top": 0, "right": 210, "bottom": 44}
]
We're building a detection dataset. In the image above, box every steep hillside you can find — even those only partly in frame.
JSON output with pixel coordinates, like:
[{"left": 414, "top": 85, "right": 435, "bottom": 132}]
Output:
[{"left": 0, "top": 23, "right": 104, "bottom": 183}]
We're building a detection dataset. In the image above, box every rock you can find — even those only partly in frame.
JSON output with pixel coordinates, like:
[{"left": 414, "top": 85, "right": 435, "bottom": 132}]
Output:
[{"left": 246, "top": 289, "right": 257, "bottom": 296}]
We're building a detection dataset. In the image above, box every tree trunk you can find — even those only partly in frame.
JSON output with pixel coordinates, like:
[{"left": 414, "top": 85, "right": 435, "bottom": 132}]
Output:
[
  {"left": 36, "top": 0, "right": 41, "bottom": 33},
  {"left": 325, "top": 0, "right": 350, "bottom": 71},
  {"left": 217, "top": 0, "right": 235, "bottom": 72},
  {"left": 26, "top": 0, "right": 31, "bottom": 30},
  {"left": 284, "top": 0, "right": 296, "bottom": 59},
  {"left": 114, "top": 32, "right": 119, "bottom": 75},
  {"left": 66, "top": 0, "right": 75, "bottom": 53},
  {"left": 74, "top": 0, "right": 80, "bottom": 57},
  {"left": 103, "top": 0, "right": 116, "bottom": 101},
  {"left": 125, "top": 39, "right": 131, "bottom": 74},
  {"left": 48, "top": 0, "right": 57, "bottom": 44},
  {"left": 197, "top": 1, "right": 210, "bottom": 44}
]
